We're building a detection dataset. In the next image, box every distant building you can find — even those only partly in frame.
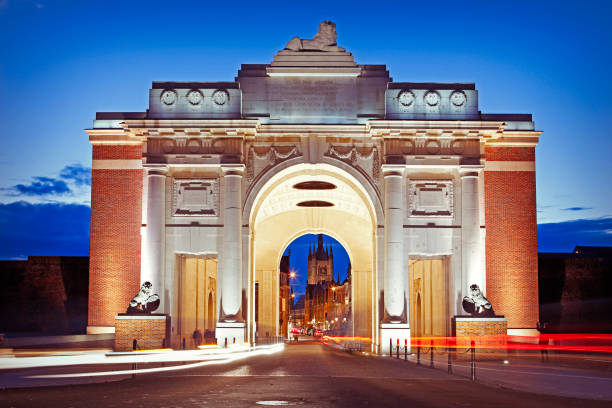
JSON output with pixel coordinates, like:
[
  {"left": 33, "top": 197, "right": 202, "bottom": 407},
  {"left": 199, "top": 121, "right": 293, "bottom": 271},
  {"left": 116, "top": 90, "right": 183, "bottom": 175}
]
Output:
[
  {"left": 308, "top": 234, "right": 334, "bottom": 284},
  {"left": 0, "top": 256, "right": 89, "bottom": 334},
  {"left": 279, "top": 250, "right": 291, "bottom": 336},
  {"left": 304, "top": 235, "right": 351, "bottom": 332},
  {"left": 292, "top": 295, "right": 305, "bottom": 327},
  {"left": 539, "top": 246, "right": 612, "bottom": 332}
]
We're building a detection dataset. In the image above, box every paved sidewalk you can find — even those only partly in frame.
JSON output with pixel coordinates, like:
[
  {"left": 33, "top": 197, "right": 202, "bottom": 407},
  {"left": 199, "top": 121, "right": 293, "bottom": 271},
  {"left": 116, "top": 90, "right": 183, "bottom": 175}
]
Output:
[{"left": 378, "top": 347, "right": 612, "bottom": 400}]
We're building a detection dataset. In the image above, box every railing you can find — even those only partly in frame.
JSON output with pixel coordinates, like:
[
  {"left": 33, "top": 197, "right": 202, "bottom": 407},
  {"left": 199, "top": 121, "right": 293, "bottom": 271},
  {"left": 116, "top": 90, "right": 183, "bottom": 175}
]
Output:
[
  {"left": 254, "top": 335, "right": 285, "bottom": 346},
  {"left": 387, "top": 337, "right": 478, "bottom": 381}
]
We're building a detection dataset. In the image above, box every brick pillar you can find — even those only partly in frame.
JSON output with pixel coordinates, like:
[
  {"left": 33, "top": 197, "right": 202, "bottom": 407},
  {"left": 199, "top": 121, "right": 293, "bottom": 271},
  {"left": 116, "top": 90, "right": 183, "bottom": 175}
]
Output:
[
  {"left": 88, "top": 145, "right": 143, "bottom": 332},
  {"left": 484, "top": 146, "right": 538, "bottom": 331}
]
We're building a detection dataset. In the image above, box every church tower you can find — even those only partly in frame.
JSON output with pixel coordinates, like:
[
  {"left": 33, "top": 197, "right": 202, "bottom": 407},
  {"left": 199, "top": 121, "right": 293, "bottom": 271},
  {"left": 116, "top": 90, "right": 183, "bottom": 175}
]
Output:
[{"left": 307, "top": 234, "right": 334, "bottom": 284}]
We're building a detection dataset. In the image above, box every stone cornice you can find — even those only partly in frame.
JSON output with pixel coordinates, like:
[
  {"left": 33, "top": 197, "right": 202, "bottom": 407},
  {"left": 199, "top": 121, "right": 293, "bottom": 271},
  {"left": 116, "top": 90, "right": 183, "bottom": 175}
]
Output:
[
  {"left": 485, "top": 130, "right": 542, "bottom": 147},
  {"left": 121, "top": 119, "right": 260, "bottom": 139},
  {"left": 86, "top": 129, "right": 145, "bottom": 145},
  {"left": 257, "top": 124, "right": 367, "bottom": 138},
  {"left": 366, "top": 120, "right": 506, "bottom": 130},
  {"left": 88, "top": 119, "right": 540, "bottom": 147}
]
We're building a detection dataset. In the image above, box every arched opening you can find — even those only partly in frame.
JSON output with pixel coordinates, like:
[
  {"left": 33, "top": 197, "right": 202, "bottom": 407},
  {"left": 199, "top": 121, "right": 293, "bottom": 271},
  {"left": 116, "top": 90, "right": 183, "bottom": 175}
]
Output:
[
  {"left": 247, "top": 163, "right": 380, "bottom": 345},
  {"left": 278, "top": 234, "right": 352, "bottom": 339},
  {"left": 174, "top": 255, "right": 217, "bottom": 347}
]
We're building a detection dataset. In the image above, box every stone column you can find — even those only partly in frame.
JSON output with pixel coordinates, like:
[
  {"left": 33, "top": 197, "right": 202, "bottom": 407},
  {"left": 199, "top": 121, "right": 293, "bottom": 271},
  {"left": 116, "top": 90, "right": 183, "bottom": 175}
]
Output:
[
  {"left": 220, "top": 165, "right": 244, "bottom": 321},
  {"left": 143, "top": 167, "right": 167, "bottom": 311},
  {"left": 217, "top": 165, "right": 246, "bottom": 346},
  {"left": 383, "top": 166, "right": 405, "bottom": 322},
  {"left": 380, "top": 165, "right": 410, "bottom": 353},
  {"left": 460, "top": 168, "right": 484, "bottom": 294}
]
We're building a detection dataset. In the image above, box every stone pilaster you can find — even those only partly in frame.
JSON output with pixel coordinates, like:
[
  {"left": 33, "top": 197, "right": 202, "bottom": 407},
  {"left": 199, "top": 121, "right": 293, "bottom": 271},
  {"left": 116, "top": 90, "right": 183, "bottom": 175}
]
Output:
[
  {"left": 216, "top": 165, "right": 246, "bottom": 346},
  {"left": 219, "top": 165, "right": 245, "bottom": 322},
  {"left": 460, "top": 168, "right": 484, "bottom": 294},
  {"left": 382, "top": 165, "right": 406, "bottom": 322},
  {"left": 380, "top": 165, "right": 410, "bottom": 353},
  {"left": 142, "top": 166, "right": 167, "bottom": 312}
]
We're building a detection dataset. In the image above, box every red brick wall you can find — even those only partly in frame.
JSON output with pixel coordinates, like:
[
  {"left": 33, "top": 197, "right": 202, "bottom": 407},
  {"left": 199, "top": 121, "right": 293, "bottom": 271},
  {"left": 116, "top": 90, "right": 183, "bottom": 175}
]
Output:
[
  {"left": 484, "top": 146, "right": 539, "bottom": 329},
  {"left": 92, "top": 145, "right": 142, "bottom": 160},
  {"left": 88, "top": 145, "right": 143, "bottom": 327}
]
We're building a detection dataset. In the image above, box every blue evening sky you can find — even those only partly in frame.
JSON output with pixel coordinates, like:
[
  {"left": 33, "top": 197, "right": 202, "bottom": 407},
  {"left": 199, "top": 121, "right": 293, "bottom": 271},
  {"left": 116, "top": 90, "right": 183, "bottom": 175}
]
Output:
[
  {"left": 0, "top": 0, "right": 611, "bottom": 260},
  {"left": 283, "top": 234, "right": 350, "bottom": 295}
]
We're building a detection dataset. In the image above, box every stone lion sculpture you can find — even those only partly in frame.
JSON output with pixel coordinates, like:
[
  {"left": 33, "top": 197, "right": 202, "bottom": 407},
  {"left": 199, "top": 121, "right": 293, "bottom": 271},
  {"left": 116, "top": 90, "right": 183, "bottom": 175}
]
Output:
[
  {"left": 126, "top": 281, "right": 160, "bottom": 314},
  {"left": 285, "top": 20, "right": 345, "bottom": 52},
  {"left": 462, "top": 284, "right": 495, "bottom": 317}
]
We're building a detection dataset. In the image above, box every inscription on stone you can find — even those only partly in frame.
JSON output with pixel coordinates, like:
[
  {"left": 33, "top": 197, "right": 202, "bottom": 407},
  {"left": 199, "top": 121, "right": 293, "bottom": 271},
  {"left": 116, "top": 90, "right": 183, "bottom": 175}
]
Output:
[
  {"left": 172, "top": 179, "right": 219, "bottom": 216},
  {"left": 268, "top": 78, "right": 357, "bottom": 118},
  {"left": 408, "top": 180, "right": 454, "bottom": 217}
]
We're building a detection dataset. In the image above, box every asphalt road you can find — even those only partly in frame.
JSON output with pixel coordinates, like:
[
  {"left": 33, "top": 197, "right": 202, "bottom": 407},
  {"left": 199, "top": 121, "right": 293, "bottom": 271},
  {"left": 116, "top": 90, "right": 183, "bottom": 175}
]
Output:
[{"left": 0, "top": 342, "right": 610, "bottom": 408}]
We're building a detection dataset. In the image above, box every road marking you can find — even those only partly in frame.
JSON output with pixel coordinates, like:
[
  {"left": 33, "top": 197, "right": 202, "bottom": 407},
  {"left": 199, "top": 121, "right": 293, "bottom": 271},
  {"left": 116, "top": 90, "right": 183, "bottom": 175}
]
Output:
[
  {"left": 583, "top": 357, "right": 612, "bottom": 363},
  {"left": 256, "top": 402, "right": 290, "bottom": 406},
  {"left": 166, "top": 374, "right": 465, "bottom": 380},
  {"left": 445, "top": 361, "right": 612, "bottom": 381}
]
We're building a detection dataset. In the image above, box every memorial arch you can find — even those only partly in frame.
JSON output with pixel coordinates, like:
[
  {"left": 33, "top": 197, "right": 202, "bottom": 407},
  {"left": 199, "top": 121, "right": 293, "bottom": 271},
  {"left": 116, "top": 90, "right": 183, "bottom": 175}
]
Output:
[
  {"left": 246, "top": 162, "right": 381, "bottom": 342},
  {"left": 86, "top": 21, "right": 542, "bottom": 353}
]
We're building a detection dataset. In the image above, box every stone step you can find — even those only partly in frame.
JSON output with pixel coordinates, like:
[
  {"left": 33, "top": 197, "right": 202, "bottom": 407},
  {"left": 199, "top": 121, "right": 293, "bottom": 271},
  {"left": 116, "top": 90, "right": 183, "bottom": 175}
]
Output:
[
  {"left": 270, "top": 61, "right": 358, "bottom": 67},
  {"left": 275, "top": 50, "right": 353, "bottom": 56},
  {"left": 273, "top": 55, "right": 356, "bottom": 62}
]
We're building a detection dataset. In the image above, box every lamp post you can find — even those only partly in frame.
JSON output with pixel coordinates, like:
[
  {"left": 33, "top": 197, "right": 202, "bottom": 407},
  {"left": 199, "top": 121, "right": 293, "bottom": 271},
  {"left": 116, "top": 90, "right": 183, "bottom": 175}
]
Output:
[{"left": 289, "top": 270, "right": 296, "bottom": 328}]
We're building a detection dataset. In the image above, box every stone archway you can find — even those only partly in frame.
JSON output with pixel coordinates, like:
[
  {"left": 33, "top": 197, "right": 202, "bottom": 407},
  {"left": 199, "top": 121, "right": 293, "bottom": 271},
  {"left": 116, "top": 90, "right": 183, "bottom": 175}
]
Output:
[{"left": 246, "top": 163, "right": 380, "bottom": 344}]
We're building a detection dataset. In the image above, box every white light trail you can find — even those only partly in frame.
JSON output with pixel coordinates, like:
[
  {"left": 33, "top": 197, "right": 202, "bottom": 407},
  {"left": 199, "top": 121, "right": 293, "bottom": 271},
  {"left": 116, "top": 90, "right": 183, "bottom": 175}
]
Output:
[
  {"left": 25, "top": 345, "right": 284, "bottom": 379},
  {"left": 0, "top": 344, "right": 280, "bottom": 371}
]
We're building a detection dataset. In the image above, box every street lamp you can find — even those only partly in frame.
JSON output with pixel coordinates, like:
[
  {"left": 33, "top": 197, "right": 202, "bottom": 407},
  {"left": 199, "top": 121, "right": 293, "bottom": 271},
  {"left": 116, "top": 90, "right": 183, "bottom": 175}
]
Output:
[{"left": 289, "top": 270, "right": 297, "bottom": 327}]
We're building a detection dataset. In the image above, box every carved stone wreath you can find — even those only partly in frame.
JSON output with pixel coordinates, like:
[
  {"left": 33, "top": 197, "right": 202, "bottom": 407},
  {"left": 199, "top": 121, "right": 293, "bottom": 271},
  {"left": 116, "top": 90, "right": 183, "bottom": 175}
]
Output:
[
  {"left": 398, "top": 90, "right": 415, "bottom": 107},
  {"left": 160, "top": 89, "right": 177, "bottom": 106},
  {"left": 212, "top": 89, "right": 229, "bottom": 106},
  {"left": 450, "top": 90, "right": 467, "bottom": 107},
  {"left": 246, "top": 145, "right": 302, "bottom": 183},
  {"left": 187, "top": 90, "right": 203, "bottom": 106},
  {"left": 325, "top": 145, "right": 381, "bottom": 181},
  {"left": 424, "top": 91, "right": 441, "bottom": 107}
]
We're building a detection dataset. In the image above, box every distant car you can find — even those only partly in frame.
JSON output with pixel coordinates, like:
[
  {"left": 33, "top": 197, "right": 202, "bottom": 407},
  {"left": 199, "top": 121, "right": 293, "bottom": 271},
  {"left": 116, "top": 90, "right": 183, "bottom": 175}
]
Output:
[
  {"left": 314, "top": 329, "right": 323, "bottom": 337},
  {"left": 290, "top": 327, "right": 300, "bottom": 334}
]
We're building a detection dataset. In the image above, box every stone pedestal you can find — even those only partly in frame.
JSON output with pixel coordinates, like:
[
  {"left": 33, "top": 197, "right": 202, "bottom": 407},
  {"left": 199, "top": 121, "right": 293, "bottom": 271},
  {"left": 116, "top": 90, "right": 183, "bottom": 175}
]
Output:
[
  {"left": 216, "top": 322, "right": 246, "bottom": 347},
  {"left": 114, "top": 314, "right": 170, "bottom": 351},
  {"left": 453, "top": 316, "right": 507, "bottom": 359},
  {"left": 380, "top": 323, "right": 410, "bottom": 354}
]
